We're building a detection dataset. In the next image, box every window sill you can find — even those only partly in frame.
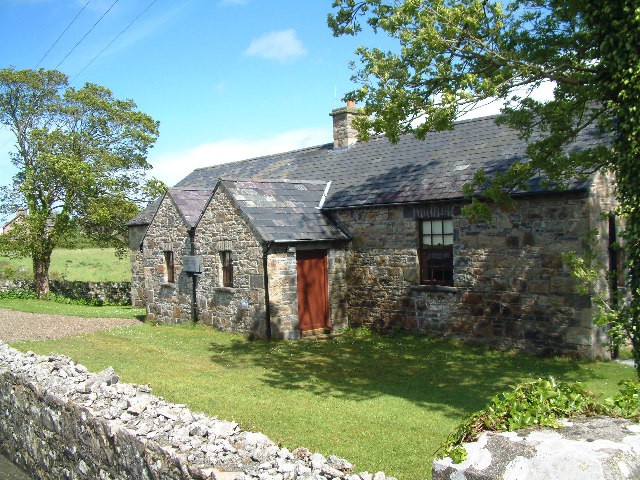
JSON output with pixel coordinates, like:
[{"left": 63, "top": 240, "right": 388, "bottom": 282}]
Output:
[
  {"left": 160, "top": 282, "right": 176, "bottom": 288},
  {"left": 214, "top": 287, "right": 236, "bottom": 294},
  {"left": 412, "top": 284, "right": 458, "bottom": 294}
]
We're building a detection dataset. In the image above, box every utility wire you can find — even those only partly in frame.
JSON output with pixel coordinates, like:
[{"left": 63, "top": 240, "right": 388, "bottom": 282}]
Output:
[
  {"left": 71, "top": 0, "right": 160, "bottom": 84},
  {"left": 54, "top": 0, "right": 119, "bottom": 71},
  {"left": 36, "top": 1, "right": 92, "bottom": 69}
]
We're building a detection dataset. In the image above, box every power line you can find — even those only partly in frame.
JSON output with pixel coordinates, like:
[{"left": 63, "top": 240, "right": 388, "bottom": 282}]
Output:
[
  {"left": 36, "top": 1, "right": 92, "bottom": 69},
  {"left": 54, "top": 0, "right": 119, "bottom": 71},
  {"left": 71, "top": 0, "right": 160, "bottom": 84}
]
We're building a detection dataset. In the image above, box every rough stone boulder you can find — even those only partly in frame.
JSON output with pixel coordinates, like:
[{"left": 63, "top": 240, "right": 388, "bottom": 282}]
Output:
[{"left": 433, "top": 416, "right": 640, "bottom": 480}]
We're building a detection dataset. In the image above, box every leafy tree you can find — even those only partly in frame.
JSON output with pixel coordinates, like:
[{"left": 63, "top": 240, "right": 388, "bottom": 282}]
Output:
[
  {"left": 0, "top": 68, "right": 162, "bottom": 296},
  {"left": 329, "top": 0, "right": 640, "bottom": 376}
]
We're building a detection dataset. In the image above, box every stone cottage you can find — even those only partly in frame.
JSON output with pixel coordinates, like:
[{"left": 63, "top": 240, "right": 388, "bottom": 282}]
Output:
[
  {"left": 128, "top": 104, "right": 619, "bottom": 357},
  {"left": 1, "top": 209, "right": 26, "bottom": 235}
]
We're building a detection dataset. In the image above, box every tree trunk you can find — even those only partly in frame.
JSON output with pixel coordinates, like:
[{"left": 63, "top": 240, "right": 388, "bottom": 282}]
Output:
[{"left": 33, "top": 251, "right": 52, "bottom": 298}]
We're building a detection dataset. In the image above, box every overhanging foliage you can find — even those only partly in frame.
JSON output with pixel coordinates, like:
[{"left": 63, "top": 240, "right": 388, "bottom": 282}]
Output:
[{"left": 329, "top": 0, "right": 640, "bottom": 377}]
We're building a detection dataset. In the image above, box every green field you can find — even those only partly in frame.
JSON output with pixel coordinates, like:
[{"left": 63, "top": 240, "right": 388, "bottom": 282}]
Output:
[
  {"left": 11, "top": 324, "right": 635, "bottom": 479},
  {"left": 0, "top": 248, "right": 130, "bottom": 282}
]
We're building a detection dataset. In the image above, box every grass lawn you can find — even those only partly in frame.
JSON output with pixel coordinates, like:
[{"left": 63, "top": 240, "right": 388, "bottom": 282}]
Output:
[
  {"left": 0, "top": 248, "right": 130, "bottom": 282},
  {"left": 0, "top": 298, "right": 144, "bottom": 319},
  {"left": 10, "top": 324, "right": 635, "bottom": 480}
]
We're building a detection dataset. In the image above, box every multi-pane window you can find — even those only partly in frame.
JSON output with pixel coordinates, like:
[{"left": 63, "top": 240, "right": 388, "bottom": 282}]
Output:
[
  {"left": 220, "top": 251, "right": 233, "bottom": 288},
  {"left": 419, "top": 219, "right": 454, "bottom": 286},
  {"left": 164, "top": 251, "right": 175, "bottom": 283}
]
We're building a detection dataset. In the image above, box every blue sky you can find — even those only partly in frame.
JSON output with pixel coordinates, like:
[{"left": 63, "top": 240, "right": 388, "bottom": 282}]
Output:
[
  {"left": 0, "top": 0, "right": 393, "bottom": 186},
  {"left": 0, "top": 0, "right": 553, "bottom": 207}
]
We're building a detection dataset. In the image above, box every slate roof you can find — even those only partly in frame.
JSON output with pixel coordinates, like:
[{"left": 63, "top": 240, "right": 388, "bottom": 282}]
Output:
[
  {"left": 167, "top": 188, "right": 214, "bottom": 228},
  {"left": 128, "top": 114, "right": 603, "bottom": 226},
  {"left": 126, "top": 197, "right": 162, "bottom": 226},
  {"left": 220, "top": 179, "right": 349, "bottom": 243},
  {"left": 176, "top": 115, "right": 601, "bottom": 207}
]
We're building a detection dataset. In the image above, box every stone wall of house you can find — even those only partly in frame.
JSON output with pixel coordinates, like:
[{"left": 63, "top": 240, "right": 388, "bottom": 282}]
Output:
[
  {"left": 0, "top": 279, "right": 131, "bottom": 305},
  {"left": 589, "top": 171, "right": 620, "bottom": 297},
  {"left": 0, "top": 342, "right": 393, "bottom": 480},
  {"left": 142, "top": 197, "right": 194, "bottom": 324},
  {"left": 195, "top": 189, "right": 267, "bottom": 337},
  {"left": 451, "top": 192, "right": 605, "bottom": 356},
  {"left": 267, "top": 246, "right": 300, "bottom": 339},
  {"left": 129, "top": 224, "right": 147, "bottom": 308},
  {"left": 328, "top": 247, "right": 350, "bottom": 331},
  {"left": 333, "top": 187, "right": 614, "bottom": 357}
]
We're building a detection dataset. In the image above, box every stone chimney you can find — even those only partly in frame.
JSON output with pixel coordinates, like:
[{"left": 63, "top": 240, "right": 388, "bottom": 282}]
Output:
[{"left": 330, "top": 100, "right": 365, "bottom": 149}]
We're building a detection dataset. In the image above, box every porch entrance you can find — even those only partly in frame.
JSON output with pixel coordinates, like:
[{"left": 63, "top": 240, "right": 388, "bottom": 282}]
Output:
[{"left": 296, "top": 249, "right": 329, "bottom": 335}]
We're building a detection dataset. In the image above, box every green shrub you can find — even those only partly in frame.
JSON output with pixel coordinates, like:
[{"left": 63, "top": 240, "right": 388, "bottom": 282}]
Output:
[
  {"left": 0, "top": 262, "right": 26, "bottom": 281},
  {"left": 604, "top": 380, "right": 640, "bottom": 421},
  {"left": 0, "top": 289, "right": 37, "bottom": 300},
  {"left": 46, "top": 292, "right": 107, "bottom": 306},
  {"left": 437, "top": 377, "right": 605, "bottom": 463},
  {"left": 0, "top": 289, "right": 110, "bottom": 306},
  {"left": 438, "top": 377, "right": 640, "bottom": 464}
]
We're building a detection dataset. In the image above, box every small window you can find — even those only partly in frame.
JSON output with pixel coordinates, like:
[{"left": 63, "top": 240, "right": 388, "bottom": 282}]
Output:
[
  {"left": 419, "top": 219, "right": 453, "bottom": 286},
  {"left": 220, "top": 251, "right": 233, "bottom": 287},
  {"left": 164, "top": 251, "right": 175, "bottom": 283}
]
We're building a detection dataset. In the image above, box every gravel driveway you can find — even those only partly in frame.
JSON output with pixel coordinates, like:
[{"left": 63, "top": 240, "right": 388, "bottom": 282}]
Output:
[{"left": 0, "top": 308, "right": 141, "bottom": 343}]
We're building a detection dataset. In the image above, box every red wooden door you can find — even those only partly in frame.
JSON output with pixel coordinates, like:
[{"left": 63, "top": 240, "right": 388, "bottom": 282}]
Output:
[{"left": 296, "top": 250, "right": 329, "bottom": 333}]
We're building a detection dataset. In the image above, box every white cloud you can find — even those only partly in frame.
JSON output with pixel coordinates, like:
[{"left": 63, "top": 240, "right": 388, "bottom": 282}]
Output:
[
  {"left": 244, "top": 29, "right": 307, "bottom": 64},
  {"left": 149, "top": 127, "right": 330, "bottom": 185},
  {"left": 458, "top": 81, "right": 556, "bottom": 120}
]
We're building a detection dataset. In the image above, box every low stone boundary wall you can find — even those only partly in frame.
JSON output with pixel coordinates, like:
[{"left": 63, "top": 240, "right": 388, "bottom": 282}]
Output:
[
  {"left": 0, "top": 279, "right": 131, "bottom": 305},
  {"left": 0, "top": 341, "right": 394, "bottom": 480},
  {"left": 433, "top": 416, "right": 640, "bottom": 479}
]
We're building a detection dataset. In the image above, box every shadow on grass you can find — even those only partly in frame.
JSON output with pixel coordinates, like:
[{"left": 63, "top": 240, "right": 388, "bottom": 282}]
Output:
[{"left": 209, "top": 328, "right": 602, "bottom": 417}]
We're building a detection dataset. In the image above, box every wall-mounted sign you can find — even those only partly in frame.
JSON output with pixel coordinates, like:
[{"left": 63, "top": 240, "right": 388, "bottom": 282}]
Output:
[{"left": 183, "top": 255, "right": 203, "bottom": 273}]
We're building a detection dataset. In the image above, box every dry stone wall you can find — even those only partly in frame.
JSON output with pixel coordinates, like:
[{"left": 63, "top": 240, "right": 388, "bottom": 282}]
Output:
[
  {"left": 0, "top": 279, "right": 131, "bottom": 305},
  {"left": 433, "top": 416, "right": 640, "bottom": 480},
  {"left": 0, "top": 341, "right": 395, "bottom": 480},
  {"left": 333, "top": 187, "right": 613, "bottom": 357}
]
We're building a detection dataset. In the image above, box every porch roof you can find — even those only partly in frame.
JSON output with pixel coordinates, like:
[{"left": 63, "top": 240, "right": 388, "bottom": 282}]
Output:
[{"left": 220, "top": 179, "right": 350, "bottom": 243}]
